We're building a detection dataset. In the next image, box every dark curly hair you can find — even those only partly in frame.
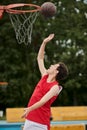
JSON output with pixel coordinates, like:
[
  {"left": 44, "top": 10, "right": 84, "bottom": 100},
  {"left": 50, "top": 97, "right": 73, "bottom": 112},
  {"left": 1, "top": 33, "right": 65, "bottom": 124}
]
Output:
[{"left": 56, "top": 62, "right": 68, "bottom": 81}]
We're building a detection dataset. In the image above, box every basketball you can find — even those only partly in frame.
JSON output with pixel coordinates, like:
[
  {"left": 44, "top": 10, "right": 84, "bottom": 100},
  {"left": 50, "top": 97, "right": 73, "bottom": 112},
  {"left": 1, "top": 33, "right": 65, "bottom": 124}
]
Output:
[{"left": 40, "top": 2, "right": 57, "bottom": 18}]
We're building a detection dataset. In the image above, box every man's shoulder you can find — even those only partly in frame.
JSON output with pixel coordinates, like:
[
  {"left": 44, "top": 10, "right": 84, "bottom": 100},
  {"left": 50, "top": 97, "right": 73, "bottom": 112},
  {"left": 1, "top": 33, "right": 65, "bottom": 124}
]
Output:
[{"left": 41, "top": 72, "right": 48, "bottom": 77}]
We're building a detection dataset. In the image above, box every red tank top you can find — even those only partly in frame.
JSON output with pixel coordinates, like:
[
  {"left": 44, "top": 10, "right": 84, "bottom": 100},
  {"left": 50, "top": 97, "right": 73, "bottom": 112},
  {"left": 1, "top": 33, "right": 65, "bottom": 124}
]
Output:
[{"left": 26, "top": 75, "right": 62, "bottom": 130}]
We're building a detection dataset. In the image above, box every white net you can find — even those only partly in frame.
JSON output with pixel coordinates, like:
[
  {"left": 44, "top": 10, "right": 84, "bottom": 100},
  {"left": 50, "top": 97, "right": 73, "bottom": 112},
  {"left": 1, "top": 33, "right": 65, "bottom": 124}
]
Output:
[{"left": 8, "top": 12, "right": 38, "bottom": 45}]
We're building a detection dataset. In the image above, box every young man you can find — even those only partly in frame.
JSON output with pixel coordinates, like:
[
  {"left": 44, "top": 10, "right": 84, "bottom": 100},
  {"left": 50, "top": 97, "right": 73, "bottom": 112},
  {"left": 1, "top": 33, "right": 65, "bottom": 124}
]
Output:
[{"left": 22, "top": 34, "right": 68, "bottom": 130}]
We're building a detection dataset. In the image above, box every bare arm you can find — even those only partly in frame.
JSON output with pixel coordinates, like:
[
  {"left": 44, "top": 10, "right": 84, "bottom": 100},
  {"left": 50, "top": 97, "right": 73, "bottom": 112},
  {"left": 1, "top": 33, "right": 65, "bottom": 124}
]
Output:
[
  {"left": 37, "top": 34, "right": 54, "bottom": 76},
  {"left": 21, "top": 85, "right": 62, "bottom": 118}
]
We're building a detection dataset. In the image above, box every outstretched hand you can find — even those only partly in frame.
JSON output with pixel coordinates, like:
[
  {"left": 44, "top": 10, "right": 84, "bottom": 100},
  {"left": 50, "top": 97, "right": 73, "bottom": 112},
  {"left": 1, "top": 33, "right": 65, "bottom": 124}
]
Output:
[{"left": 43, "top": 34, "right": 54, "bottom": 43}]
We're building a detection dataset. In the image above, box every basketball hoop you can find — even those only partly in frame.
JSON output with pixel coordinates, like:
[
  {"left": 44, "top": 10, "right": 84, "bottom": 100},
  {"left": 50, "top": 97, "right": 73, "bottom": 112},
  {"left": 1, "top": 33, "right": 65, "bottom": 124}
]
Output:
[
  {"left": 0, "top": 82, "right": 8, "bottom": 86},
  {"left": 0, "top": 3, "right": 41, "bottom": 45},
  {"left": 0, "top": 6, "right": 5, "bottom": 19}
]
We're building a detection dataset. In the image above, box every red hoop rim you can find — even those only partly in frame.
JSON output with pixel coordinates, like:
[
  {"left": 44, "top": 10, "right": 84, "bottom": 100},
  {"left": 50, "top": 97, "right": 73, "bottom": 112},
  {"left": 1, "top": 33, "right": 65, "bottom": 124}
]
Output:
[
  {"left": 0, "top": 82, "right": 8, "bottom": 85},
  {"left": 6, "top": 3, "right": 41, "bottom": 14}
]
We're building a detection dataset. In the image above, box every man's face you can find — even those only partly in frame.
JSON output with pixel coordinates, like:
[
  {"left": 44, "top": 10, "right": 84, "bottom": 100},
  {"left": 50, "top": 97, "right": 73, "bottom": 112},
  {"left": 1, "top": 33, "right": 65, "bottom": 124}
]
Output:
[{"left": 47, "top": 64, "right": 59, "bottom": 74}]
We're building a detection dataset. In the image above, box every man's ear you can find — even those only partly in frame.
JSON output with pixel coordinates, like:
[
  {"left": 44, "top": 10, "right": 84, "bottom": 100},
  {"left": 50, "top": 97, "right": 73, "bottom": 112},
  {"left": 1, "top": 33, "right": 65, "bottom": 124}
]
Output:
[{"left": 56, "top": 70, "right": 59, "bottom": 74}]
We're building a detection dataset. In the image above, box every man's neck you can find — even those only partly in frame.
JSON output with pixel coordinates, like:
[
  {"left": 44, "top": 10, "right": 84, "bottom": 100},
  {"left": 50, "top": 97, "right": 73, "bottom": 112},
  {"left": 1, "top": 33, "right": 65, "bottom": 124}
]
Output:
[{"left": 47, "top": 75, "right": 56, "bottom": 83}]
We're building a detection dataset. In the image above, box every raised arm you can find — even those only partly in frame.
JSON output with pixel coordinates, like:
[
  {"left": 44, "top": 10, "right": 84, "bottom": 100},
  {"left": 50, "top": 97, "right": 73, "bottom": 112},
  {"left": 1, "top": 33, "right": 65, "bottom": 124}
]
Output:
[{"left": 37, "top": 34, "right": 54, "bottom": 76}]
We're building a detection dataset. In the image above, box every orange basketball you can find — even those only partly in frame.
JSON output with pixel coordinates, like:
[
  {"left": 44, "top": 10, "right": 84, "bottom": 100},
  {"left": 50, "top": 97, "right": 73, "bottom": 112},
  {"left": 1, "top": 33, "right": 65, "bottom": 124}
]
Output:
[{"left": 40, "top": 2, "right": 57, "bottom": 18}]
